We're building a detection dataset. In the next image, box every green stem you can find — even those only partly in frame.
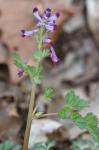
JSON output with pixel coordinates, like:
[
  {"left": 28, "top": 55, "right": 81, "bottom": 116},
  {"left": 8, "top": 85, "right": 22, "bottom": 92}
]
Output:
[
  {"left": 23, "top": 27, "right": 44, "bottom": 150},
  {"left": 42, "top": 113, "right": 58, "bottom": 117},
  {"left": 23, "top": 83, "right": 36, "bottom": 150},
  {"left": 32, "top": 100, "right": 41, "bottom": 115},
  {"left": 38, "top": 113, "right": 58, "bottom": 118}
]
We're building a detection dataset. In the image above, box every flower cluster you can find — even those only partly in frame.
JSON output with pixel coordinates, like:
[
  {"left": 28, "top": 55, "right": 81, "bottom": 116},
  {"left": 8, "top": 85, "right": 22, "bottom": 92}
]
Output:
[
  {"left": 21, "top": 7, "right": 60, "bottom": 63},
  {"left": 18, "top": 8, "right": 60, "bottom": 77}
]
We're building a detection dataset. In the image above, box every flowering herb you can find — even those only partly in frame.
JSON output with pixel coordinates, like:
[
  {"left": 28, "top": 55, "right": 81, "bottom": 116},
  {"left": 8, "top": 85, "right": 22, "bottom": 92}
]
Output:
[{"left": 14, "top": 7, "right": 99, "bottom": 150}]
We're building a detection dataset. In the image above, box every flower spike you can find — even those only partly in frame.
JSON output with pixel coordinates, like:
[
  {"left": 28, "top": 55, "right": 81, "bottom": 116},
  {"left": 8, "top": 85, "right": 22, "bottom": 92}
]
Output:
[{"left": 21, "top": 7, "right": 60, "bottom": 63}]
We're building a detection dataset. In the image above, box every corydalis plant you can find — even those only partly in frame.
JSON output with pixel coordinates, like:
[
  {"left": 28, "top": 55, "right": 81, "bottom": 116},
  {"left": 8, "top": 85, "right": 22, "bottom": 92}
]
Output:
[
  {"left": 14, "top": 7, "right": 60, "bottom": 150},
  {"left": 14, "top": 7, "right": 99, "bottom": 150}
]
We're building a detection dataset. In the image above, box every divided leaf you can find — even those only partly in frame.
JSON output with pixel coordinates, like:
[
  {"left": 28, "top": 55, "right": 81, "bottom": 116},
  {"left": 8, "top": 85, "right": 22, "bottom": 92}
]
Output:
[
  {"left": 33, "top": 141, "right": 55, "bottom": 150},
  {"left": 0, "top": 141, "right": 21, "bottom": 150},
  {"left": 84, "top": 113, "right": 98, "bottom": 127},
  {"left": 32, "top": 66, "right": 43, "bottom": 84},
  {"left": 70, "top": 112, "right": 86, "bottom": 129},
  {"left": 13, "top": 52, "right": 27, "bottom": 69},
  {"left": 87, "top": 126, "right": 99, "bottom": 142},
  {"left": 72, "top": 139, "right": 99, "bottom": 150},
  {"left": 44, "top": 87, "right": 55, "bottom": 100},
  {"left": 58, "top": 107, "right": 72, "bottom": 119},
  {"left": 33, "top": 49, "right": 50, "bottom": 62},
  {"left": 47, "top": 141, "right": 56, "bottom": 149},
  {"left": 65, "top": 91, "right": 89, "bottom": 110},
  {"left": 26, "top": 65, "right": 43, "bottom": 84},
  {"left": 58, "top": 91, "right": 99, "bottom": 142},
  {"left": 84, "top": 113, "right": 99, "bottom": 142},
  {"left": 33, "top": 143, "right": 46, "bottom": 150}
]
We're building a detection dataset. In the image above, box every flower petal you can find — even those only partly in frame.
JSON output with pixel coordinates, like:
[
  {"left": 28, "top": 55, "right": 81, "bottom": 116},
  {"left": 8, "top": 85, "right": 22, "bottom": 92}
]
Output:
[
  {"left": 48, "top": 12, "right": 60, "bottom": 23},
  {"left": 50, "top": 46, "right": 59, "bottom": 63},
  {"left": 33, "top": 7, "right": 42, "bottom": 21},
  {"left": 21, "top": 29, "right": 39, "bottom": 37},
  {"left": 45, "top": 24, "right": 57, "bottom": 32},
  {"left": 43, "top": 8, "right": 51, "bottom": 19}
]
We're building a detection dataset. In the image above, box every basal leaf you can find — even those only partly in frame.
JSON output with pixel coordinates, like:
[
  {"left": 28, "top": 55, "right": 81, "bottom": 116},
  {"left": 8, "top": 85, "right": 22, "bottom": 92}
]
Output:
[
  {"left": 33, "top": 141, "right": 55, "bottom": 150},
  {"left": 33, "top": 143, "right": 46, "bottom": 150},
  {"left": 0, "top": 141, "right": 21, "bottom": 150},
  {"left": 47, "top": 141, "right": 56, "bottom": 149},
  {"left": 72, "top": 138, "right": 99, "bottom": 150}
]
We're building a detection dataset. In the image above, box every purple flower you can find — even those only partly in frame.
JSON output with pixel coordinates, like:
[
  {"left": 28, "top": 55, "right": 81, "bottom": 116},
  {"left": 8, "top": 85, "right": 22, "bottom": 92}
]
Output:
[
  {"left": 17, "top": 68, "right": 24, "bottom": 77},
  {"left": 21, "top": 29, "right": 39, "bottom": 37},
  {"left": 21, "top": 8, "right": 60, "bottom": 36},
  {"left": 44, "top": 37, "right": 52, "bottom": 44},
  {"left": 34, "top": 7, "right": 59, "bottom": 32},
  {"left": 33, "top": 8, "right": 42, "bottom": 21},
  {"left": 43, "top": 8, "right": 51, "bottom": 19},
  {"left": 33, "top": 7, "right": 60, "bottom": 32},
  {"left": 44, "top": 37, "right": 59, "bottom": 63},
  {"left": 50, "top": 46, "right": 59, "bottom": 63},
  {"left": 21, "top": 7, "right": 60, "bottom": 63},
  {"left": 48, "top": 12, "right": 60, "bottom": 24}
]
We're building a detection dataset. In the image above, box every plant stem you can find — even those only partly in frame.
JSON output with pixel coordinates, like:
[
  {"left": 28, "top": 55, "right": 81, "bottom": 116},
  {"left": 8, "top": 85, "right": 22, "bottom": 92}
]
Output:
[
  {"left": 23, "top": 28, "right": 44, "bottom": 150},
  {"left": 23, "top": 83, "right": 36, "bottom": 150},
  {"left": 32, "top": 100, "right": 41, "bottom": 115},
  {"left": 40, "top": 113, "right": 58, "bottom": 118}
]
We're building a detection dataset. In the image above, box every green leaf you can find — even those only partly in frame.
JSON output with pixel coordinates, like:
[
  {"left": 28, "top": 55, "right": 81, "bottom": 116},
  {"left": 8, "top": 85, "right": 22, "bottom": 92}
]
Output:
[
  {"left": 70, "top": 112, "right": 86, "bottom": 129},
  {"left": 33, "top": 49, "right": 50, "bottom": 62},
  {"left": 58, "top": 107, "right": 72, "bottom": 119},
  {"left": 44, "top": 87, "right": 55, "bottom": 100},
  {"left": 65, "top": 91, "right": 89, "bottom": 110},
  {"left": 33, "top": 141, "right": 55, "bottom": 150},
  {"left": 72, "top": 138, "right": 99, "bottom": 150},
  {"left": 26, "top": 65, "right": 43, "bottom": 84},
  {"left": 71, "top": 112, "right": 99, "bottom": 142},
  {"left": 33, "top": 143, "right": 46, "bottom": 150},
  {"left": 84, "top": 113, "right": 98, "bottom": 127},
  {"left": 47, "top": 141, "right": 56, "bottom": 149},
  {"left": 0, "top": 141, "right": 21, "bottom": 150},
  {"left": 58, "top": 91, "right": 99, "bottom": 142},
  {"left": 84, "top": 113, "right": 99, "bottom": 142},
  {"left": 87, "top": 126, "right": 99, "bottom": 142},
  {"left": 32, "top": 66, "right": 43, "bottom": 84},
  {"left": 13, "top": 52, "right": 27, "bottom": 69}
]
